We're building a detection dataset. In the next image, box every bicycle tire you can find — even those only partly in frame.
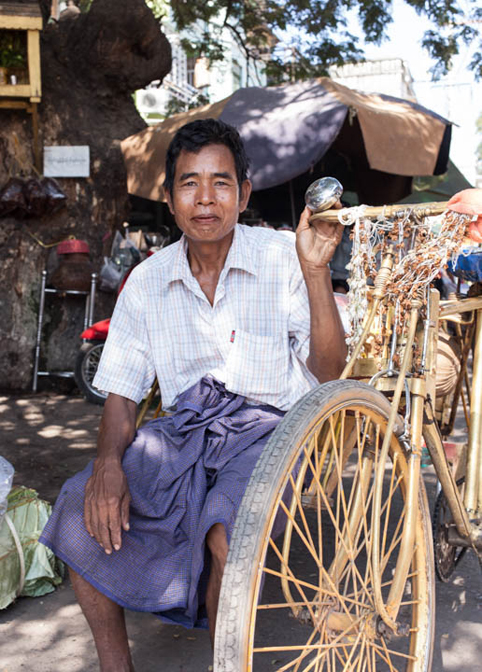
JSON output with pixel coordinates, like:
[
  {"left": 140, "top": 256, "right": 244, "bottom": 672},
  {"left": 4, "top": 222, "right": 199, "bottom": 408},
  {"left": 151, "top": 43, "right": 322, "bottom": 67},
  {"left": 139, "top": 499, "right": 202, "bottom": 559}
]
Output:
[
  {"left": 215, "top": 379, "right": 435, "bottom": 672},
  {"left": 74, "top": 341, "right": 108, "bottom": 405}
]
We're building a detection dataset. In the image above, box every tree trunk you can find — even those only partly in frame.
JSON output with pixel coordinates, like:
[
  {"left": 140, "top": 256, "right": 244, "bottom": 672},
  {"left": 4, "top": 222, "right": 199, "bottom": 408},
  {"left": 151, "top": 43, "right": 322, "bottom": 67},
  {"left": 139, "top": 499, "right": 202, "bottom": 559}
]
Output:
[{"left": 0, "top": 0, "right": 171, "bottom": 392}]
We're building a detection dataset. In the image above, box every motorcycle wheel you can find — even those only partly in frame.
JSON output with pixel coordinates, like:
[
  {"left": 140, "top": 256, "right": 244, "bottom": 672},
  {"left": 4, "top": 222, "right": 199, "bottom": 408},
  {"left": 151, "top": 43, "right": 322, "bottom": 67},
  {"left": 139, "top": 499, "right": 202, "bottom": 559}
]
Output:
[{"left": 75, "top": 341, "right": 108, "bottom": 405}]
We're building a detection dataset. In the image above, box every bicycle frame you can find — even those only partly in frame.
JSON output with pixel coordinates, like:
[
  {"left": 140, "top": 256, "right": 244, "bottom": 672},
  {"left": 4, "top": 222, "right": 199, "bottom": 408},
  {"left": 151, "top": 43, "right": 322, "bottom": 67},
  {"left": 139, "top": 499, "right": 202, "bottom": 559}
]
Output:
[
  {"left": 438, "top": 298, "right": 482, "bottom": 520},
  {"left": 336, "top": 247, "right": 482, "bottom": 633}
]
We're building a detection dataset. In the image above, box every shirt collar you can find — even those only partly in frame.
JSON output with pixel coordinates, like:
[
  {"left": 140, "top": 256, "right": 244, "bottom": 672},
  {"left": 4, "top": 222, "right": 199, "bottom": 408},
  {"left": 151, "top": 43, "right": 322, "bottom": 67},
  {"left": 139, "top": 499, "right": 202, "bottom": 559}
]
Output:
[{"left": 166, "top": 224, "right": 258, "bottom": 288}]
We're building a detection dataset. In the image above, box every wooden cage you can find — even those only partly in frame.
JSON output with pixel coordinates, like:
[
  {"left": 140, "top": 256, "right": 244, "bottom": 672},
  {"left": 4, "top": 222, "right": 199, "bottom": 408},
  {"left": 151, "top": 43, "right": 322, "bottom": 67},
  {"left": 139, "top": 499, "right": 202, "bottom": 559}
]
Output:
[{"left": 0, "top": 1, "right": 43, "bottom": 168}]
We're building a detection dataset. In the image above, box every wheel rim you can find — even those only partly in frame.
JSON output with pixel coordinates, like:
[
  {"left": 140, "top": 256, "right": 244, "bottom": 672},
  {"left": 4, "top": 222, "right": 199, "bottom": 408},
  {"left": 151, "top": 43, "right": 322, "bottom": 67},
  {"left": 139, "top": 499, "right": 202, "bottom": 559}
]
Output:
[
  {"left": 247, "top": 404, "right": 431, "bottom": 671},
  {"left": 81, "top": 343, "right": 107, "bottom": 399}
]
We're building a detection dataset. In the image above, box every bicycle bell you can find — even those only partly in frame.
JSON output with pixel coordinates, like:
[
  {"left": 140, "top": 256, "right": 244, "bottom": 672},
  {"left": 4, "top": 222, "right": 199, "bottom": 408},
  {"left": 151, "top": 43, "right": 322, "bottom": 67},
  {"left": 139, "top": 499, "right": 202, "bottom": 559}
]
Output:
[{"left": 305, "top": 177, "right": 343, "bottom": 212}]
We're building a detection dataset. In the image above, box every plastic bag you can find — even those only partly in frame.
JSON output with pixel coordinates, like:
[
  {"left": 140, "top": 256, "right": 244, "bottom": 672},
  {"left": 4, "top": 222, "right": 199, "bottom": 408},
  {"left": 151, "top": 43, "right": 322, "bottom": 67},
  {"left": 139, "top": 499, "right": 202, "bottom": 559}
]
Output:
[
  {"left": 99, "top": 231, "right": 141, "bottom": 292},
  {"left": 0, "top": 456, "right": 14, "bottom": 528},
  {"left": 0, "top": 486, "right": 64, "bottom": 609},
  {"left": 0, "top": 177, "right": 27, "bottom": 218},
  {"left": 42, "top": 177, "right": 67, "bottom": 216},
  {"left": 111, "top": 230, "right": 141, "bottom": 270},
  {"left": 0, "top": 176, "right": 67, "bottom": 219},
  {"left": 99, "top": 256, "right": 124, "bottom": 292},
  {"left": 24, "top": 177, "right": 46, "bottom": 218}
]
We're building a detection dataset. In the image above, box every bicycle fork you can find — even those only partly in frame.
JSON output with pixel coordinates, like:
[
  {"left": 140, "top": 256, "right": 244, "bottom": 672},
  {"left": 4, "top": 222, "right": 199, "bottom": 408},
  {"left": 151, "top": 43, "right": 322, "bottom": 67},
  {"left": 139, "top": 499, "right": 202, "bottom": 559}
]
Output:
[{"left": 370, "top": 300, "right": 424, "bottom": 634}]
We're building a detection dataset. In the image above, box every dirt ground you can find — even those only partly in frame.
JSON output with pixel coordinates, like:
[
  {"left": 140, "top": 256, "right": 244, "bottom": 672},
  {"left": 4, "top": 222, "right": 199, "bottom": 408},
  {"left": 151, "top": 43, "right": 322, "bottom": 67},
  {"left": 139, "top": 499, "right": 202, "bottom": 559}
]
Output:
[{"left": 0, "top": 391, "right": 481, "bottom": 671}]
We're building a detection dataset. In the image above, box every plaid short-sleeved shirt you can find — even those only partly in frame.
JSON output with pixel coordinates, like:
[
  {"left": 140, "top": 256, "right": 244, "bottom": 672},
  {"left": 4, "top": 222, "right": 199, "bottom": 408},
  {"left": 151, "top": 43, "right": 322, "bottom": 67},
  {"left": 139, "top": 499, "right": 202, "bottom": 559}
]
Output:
[{"left": 93, "top": 224, "right": 318, "bottom": 411}]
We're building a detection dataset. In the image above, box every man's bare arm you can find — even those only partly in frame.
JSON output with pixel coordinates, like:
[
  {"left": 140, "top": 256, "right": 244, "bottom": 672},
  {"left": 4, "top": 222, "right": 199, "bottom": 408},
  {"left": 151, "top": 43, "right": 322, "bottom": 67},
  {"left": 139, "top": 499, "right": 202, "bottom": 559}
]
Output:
[
  {"left": 296, "top": 206, "right": 347, "bottom": 383},
  {"left": 84, "top": 393, "right": 137, "bottom": 554}
]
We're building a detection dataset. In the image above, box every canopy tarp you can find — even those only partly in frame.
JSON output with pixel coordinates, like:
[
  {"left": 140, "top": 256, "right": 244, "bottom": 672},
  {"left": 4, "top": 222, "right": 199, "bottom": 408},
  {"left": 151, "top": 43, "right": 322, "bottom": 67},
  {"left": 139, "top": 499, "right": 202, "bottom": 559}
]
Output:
[{"left": 121, "top": 77, "right": 451, "bottom": 205}]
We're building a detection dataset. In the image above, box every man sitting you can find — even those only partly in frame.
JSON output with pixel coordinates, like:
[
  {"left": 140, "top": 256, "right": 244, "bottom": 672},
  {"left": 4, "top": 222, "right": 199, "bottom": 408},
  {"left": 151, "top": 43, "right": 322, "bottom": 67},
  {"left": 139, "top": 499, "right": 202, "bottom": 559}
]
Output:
[{"left": 40, "top": 118, "right": 346, "bottom": 672}]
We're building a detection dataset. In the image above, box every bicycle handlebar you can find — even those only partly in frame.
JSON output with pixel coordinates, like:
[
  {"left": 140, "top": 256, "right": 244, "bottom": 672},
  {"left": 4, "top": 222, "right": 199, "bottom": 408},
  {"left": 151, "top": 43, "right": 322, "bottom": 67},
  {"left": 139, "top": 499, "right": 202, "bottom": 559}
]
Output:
[{"left": 309, "top": 201, "right": 449, "bottom": 226}]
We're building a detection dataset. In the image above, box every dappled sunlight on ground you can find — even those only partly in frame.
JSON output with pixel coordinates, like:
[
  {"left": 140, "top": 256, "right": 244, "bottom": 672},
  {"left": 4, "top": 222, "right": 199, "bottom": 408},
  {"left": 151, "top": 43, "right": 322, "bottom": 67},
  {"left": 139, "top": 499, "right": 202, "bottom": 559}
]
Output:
[
  {"left": 0, "top": 392, "right": 480, "bottom": 671},
  {"left": 438, "top": 619, "right": 482, "bottom": 670},
  {"left": 0, "top": 586, "right": 95, "bottom": 672},
  {"left": 0, "top": 393, "right": 102, "bottom": 503},
  {"left": 0, "top": 582, "right": 212, "bottom": 672}
]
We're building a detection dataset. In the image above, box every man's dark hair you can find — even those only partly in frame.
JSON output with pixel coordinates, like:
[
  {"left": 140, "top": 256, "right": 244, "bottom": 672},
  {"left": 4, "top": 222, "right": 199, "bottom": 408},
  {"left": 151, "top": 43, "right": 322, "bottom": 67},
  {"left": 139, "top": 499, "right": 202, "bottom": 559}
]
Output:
[{"left": 163, "top": 118, "right": 250, "bottom": 197}]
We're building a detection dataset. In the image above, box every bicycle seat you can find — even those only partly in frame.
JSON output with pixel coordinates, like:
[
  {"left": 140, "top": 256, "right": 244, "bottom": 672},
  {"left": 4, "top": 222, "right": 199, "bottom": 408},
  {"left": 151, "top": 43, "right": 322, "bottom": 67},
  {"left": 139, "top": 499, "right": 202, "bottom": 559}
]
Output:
[{"left": 449, "top": 249, "right": 482, "bottom": 282}]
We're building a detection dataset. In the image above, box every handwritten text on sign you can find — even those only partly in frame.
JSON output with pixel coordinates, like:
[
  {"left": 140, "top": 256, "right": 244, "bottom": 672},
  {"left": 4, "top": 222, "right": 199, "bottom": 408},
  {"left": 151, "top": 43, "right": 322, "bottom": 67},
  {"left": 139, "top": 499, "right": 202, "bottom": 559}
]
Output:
[{"left": 43, "top": 146, "right": 90, "bottom": 178}]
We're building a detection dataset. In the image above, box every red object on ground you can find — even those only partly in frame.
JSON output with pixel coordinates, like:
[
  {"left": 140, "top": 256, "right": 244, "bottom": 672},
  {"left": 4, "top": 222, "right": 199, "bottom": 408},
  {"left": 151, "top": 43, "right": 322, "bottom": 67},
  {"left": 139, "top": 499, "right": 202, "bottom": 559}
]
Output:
[
  {"left": 57, "top": 239, "right": 90, "bottom": 255},
  {"left": 442, "top": 442, "right": 458, "bottom": 462}
]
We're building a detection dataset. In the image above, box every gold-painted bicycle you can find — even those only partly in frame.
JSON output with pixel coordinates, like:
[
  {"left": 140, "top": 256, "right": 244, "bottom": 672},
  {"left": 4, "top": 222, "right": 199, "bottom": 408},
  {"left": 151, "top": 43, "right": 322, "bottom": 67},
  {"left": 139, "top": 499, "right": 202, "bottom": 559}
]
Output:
[{"left": 214, "top": 194, "right": 482, "bottom": 671}]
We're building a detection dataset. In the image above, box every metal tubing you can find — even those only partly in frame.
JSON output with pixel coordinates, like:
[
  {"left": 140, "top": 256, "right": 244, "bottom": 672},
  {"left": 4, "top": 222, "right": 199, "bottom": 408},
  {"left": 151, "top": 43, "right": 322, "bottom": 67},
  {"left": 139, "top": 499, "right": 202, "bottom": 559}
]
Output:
[
  {"left": 465, "top": 310, "right": 482, "bottom": 514},
  {"left": 328, "top": 453, "right": 374, "bottom": 582},
  {"left": 387, "top": 392, "right": 424, "bottom": 618},
  {"left": 444, "top": 320, "right": 475, "bottom": 436},
  {"left": 310, "top": 201, "right": 449, "bottom": 226},
  {"left": 423, "top": 412, "right": 471, "bottom": 538},
  {"left": 341, "top": 253, "right": 394, "bottom": 380},
  {"left": 88, "top": 273, "right": 97, "bottom": 326},
  {"left": 420, "top": 291, "right": 432, "bottom": 373},
  {"left": 280, "top": 444, "right": 312, "bottom": 616},
  {"left": 440, "top": 296, "right": 482, "bottom": 318},
  {"left": 340, "top": 299, "right": 380, "bottom": 379},
  {"left": 32, "top": 270, "right": 47, "bottom": 392},
  {"left": 371, "top": 303, "right": 420, "bottom": 632},
  {"left": 84, "top": 273, "right": 97, "bottom": 330},
  {"left": 423, "top": 289, "right": 439, "bottom": 404}
]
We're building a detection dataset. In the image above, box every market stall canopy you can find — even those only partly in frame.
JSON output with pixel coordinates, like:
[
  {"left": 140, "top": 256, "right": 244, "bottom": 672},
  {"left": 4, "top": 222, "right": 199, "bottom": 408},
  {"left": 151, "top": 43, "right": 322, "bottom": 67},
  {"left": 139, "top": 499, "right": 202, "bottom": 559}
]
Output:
[
  {"left": 398, "top": 160, "right": 473, "bottom": 204},
  {"left": 121, "top": 77, "right": 451, "bottom": 203}
]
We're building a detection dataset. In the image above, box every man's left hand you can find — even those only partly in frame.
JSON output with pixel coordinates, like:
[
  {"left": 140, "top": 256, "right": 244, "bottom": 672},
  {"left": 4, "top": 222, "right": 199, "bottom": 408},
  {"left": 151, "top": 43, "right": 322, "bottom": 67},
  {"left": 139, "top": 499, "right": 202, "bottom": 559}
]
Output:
[{"left": 296, "top": 205, "right": 343, "bottom": 270}]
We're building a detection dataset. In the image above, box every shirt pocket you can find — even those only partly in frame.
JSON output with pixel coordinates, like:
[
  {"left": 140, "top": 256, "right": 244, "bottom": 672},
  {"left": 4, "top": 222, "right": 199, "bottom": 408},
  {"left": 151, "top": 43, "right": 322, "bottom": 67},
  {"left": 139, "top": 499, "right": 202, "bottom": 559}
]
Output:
[{"left": 224, "top": 329, "right": 287, "bottom": 397}]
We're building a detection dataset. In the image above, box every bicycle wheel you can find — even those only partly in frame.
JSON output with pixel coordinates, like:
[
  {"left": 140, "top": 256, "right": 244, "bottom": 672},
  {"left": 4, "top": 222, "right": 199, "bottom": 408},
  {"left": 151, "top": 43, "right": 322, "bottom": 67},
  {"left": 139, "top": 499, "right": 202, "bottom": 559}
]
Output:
[
  {"left": 74, "top": 341, "right": 108, "bottom": 405},
  {"left": 215, "top": 380, "right": 435, "bottom": 672}
]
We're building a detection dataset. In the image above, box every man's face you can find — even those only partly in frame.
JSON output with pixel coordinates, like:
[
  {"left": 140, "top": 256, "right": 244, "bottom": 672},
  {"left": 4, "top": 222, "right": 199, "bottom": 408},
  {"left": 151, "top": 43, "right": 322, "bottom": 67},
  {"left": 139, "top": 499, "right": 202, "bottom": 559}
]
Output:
[{"left": 166, "top": 144, "right": 251, "bottom": 244}]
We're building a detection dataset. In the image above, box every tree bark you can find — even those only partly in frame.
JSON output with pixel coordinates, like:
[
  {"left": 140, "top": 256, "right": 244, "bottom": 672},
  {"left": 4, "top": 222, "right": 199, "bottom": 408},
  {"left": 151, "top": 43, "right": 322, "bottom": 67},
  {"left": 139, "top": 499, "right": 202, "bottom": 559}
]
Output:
[{"left": 0, "top": 0, "right": 171, "bottom": 392}]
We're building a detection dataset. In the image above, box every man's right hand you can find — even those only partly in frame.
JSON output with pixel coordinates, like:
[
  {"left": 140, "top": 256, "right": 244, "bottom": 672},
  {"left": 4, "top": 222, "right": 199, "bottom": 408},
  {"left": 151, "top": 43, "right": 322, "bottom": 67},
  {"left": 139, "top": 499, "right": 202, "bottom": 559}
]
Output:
[
  {"left": 84, "top": 457, "right": 131, "bottom": 554},
  {"left": 83, "top": 393, "right": 138, "bottom": 553}
]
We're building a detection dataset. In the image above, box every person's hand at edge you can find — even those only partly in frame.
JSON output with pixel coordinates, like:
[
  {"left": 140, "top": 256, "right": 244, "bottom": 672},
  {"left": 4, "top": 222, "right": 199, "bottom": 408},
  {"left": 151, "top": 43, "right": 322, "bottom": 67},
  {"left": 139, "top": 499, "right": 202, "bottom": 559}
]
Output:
[{"left": 447, "top": 188, "right": 482, "bottom": 243}]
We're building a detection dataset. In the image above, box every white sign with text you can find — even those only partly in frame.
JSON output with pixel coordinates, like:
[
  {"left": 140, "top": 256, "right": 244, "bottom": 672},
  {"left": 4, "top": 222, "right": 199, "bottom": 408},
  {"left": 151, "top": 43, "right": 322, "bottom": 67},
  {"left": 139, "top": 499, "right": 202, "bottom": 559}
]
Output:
[{"left": 43, "top": 146, "right": 90, "bottom": 178}]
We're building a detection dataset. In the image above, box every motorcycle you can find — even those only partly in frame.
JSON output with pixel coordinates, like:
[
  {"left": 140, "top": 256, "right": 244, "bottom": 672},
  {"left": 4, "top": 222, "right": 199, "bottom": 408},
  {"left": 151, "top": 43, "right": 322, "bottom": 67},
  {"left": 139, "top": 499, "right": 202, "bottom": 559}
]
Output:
[
  {"left": 74, "top": 229, "right": 170, "bottom": 404},
  {"left": 75, "top": 317, "right": 111, "bottom": 404}
]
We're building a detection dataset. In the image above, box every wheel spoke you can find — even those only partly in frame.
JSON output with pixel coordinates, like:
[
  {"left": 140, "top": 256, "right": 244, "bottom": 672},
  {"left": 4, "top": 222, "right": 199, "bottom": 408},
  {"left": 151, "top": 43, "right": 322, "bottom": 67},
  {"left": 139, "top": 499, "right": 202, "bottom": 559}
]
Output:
[
  {"left": 215, "top": 386, "right": 433, "bottom": 672},
  {"left": 301, "top": 446, "right": 375, "bottom": 614},
  {"left": 288, "top": 473, "right": 319, "bottom": 562},
  {"left": 277, "top": 628, "right": 321, "bottom": 672},
  {"left": 278, "top": 497, "right": 321, "bottom": 567}
]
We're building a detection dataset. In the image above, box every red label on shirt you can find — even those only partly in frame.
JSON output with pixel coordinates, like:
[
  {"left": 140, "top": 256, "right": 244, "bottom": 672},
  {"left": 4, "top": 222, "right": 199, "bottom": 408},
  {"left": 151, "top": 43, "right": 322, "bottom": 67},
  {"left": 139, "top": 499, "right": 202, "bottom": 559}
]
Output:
[{"left": 230, "top": 330, "right": 236, "bottom": 343}]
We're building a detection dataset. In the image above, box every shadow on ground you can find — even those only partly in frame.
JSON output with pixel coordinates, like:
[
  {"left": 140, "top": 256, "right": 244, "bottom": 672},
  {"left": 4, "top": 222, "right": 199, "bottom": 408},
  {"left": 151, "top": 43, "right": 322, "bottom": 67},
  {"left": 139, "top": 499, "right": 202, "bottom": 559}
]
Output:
[{"left": 0, "top": 393, "right": 481, "bottom": 671}]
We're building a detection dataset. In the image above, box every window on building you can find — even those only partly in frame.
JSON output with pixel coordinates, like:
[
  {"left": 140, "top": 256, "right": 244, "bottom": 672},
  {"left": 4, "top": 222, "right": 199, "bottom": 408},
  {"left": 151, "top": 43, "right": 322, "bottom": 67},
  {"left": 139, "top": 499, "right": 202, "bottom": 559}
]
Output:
[
  {"left": 187, "top": 57, "right": 196, "bottom": 87},
  {"left": 232, "top": 60, "right": 242, "bottom": 90}
]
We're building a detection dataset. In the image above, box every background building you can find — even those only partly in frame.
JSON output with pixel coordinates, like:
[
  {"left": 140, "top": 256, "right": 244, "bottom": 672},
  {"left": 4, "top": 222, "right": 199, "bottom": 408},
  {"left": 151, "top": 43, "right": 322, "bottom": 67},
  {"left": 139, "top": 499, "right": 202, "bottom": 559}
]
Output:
[
  {"left": 330, "top": 58, "right": 477, "bottom": 187},
  {"left": 136, "top": 11, "right": 267, "bottom": 123},
  {"left": 330, "top": 58, "right": 416, "bottom": 101}
]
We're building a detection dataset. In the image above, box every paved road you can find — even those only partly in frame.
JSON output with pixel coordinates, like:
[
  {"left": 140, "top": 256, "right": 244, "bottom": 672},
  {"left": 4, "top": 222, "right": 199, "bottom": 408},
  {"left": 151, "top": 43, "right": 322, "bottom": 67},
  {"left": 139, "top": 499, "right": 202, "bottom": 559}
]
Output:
[{"left": 0, "top": 393, "right": 480, "bottom": 671}]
